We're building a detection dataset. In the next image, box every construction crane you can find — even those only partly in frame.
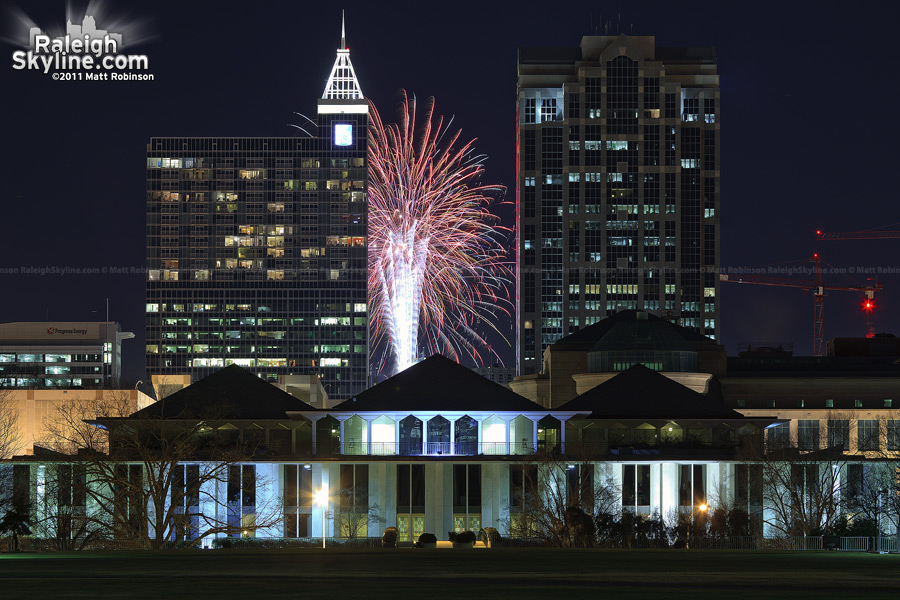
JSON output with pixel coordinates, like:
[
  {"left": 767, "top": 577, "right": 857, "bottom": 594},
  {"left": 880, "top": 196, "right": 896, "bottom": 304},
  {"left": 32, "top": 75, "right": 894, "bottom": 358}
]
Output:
[
  {"left": 816, "top": 228, "right": 900, "bottom": 240},
  {"left": 816, "top": 226, "right": 896, "bottom": 339},
  {"left": 720, "top": 254, "right": 882, "bottom": 356}
]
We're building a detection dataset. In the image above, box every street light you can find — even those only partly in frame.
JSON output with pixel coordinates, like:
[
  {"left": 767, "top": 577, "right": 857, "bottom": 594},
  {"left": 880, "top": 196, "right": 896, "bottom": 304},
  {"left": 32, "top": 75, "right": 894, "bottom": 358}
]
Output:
[
  {"left": 314, "top": 485, "right": 328, "bottom": 549},
  {"left": 688, "top": 503, "right": 708, "bottom": 549}
]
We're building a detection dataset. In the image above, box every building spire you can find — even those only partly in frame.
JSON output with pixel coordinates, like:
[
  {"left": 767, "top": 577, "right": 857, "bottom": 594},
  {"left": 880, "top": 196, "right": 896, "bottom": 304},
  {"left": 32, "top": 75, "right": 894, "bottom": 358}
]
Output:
[{"left": 321, "top": 11, "right": 363, "bottom": 101}]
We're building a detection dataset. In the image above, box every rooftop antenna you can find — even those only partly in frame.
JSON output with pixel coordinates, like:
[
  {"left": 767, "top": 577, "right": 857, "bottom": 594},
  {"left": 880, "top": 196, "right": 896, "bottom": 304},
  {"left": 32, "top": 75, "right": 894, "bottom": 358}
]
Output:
[{"left": 321, "top": 10, "right": 363, "bottom": 100}]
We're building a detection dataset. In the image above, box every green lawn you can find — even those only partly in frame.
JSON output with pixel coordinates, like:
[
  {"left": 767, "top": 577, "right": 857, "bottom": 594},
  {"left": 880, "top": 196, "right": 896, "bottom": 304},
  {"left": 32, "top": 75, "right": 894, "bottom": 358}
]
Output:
[{"left": 0, "top": 548, "right": 898, "bottom": 599}]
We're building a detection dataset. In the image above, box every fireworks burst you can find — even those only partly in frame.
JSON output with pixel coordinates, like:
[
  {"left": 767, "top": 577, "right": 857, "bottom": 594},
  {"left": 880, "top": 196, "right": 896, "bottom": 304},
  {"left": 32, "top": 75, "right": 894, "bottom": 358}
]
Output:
[{"left": 368, "top": 92, "right": 510, "bottom": 375}]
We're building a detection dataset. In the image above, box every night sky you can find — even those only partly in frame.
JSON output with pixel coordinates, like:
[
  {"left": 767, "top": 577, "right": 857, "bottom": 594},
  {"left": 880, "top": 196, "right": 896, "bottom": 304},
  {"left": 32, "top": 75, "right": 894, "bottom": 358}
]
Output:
[{"left": 2, "top": 0, "right": 899, "bottom": 383}]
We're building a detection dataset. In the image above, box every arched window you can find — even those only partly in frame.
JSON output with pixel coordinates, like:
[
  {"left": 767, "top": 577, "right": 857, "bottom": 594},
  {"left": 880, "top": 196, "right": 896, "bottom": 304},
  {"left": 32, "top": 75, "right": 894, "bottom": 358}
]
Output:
[
  {"left": 316, "top": 416, "right": 340, "bottom": 456},
  {"left": 481, "top": 415, "right": 506, "bottom": 455},
  {"left": 427, "top": 416, "right": 450, "bottom": 454},
  {"left": 399, "top": 416, "right": 423, "bottom": 455},
  {"left": 344, "top": 415, "right": 367, "bottom": 455},
  {"left": 661, "top": 422, "right": 683, "bottom": 444},
  {"left": 537, "top": 416, "right": 561, "bottom": 454},
  {"left": 510, "top": 415, "right": 534, "bottom": 455},
  {"left": 455, "top": 415, "right": 478, "bottom": 455}
]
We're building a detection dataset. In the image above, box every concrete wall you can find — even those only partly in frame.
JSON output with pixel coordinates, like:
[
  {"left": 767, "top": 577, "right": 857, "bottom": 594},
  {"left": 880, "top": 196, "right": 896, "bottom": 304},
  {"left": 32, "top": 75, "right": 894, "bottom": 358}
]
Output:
[{"left": 5, "top": 388, "right": 151, "bottom": 456}]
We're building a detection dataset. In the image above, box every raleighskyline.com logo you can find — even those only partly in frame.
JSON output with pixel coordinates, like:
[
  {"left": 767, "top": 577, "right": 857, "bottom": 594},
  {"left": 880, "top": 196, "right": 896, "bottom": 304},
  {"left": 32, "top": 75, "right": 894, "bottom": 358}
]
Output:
[{"left": 10, "top": 14, "right": 153, "bottom": 80}]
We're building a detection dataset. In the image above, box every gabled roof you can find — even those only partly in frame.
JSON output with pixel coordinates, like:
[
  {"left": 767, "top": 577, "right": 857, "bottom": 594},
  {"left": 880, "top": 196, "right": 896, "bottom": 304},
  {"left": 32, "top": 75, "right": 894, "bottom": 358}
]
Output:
[
  {"left": 557, "top": 364, "right": 745, "bottom": 420},
  {"left": 332, "top": 354, "right": 545, "bottom": 413},
  {"left": 127, "top": 365, "right": 313, "bottom": 420}
]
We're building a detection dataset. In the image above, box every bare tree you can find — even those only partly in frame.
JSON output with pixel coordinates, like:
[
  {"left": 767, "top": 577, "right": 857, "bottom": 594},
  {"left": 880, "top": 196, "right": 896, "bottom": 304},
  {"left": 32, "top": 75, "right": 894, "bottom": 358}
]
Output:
[
  {"left": 38, "top": 392, "right": 282, "bottom": 549},
  {"left": 0, "top": 389, "right": 20, "bottom": 461},
  {"left": 0, "top": 389, "right": 22, "bottom": 519},
  {"left": 506, "top": 451, "right": 620, "bottom": 547},
  {"left": 334, "top": 488, "right": 383, "bottom": 539},
  {"left": 741, "top": 428, "right": 848, "bottom": 537},
  {"left": 840, "top": 412, "right": 900, "bottom": 549}
]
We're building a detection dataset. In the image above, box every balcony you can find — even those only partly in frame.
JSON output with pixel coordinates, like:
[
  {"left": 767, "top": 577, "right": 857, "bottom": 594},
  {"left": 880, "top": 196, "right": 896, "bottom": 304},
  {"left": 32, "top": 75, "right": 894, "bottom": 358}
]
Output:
[{"left": 337, "top": 441, "right": 554, "bottom": 458}]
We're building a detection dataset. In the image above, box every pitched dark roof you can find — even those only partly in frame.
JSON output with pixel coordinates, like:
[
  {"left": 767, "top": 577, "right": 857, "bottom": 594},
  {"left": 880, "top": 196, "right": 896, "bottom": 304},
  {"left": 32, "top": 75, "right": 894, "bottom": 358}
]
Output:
[
  {"left": 128, "top": 365, "right": 313, "bottom": 420},
  {"left": 557, "top": 364, "right": 744, "bottom": 420},
  {"left": 590, "top": 318, "right": 696, "bottom": 353},
  {"left": 333, "top": 354, "right": 544, "bottom": 413},
  {"left": 552, "top": 310, "right": 714, "bottom": 350}
]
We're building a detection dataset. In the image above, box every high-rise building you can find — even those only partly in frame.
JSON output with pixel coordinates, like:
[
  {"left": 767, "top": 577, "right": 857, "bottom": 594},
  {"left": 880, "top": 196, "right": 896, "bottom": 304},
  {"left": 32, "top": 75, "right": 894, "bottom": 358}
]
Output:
[
  {"left": 517, "top": 35, "right": 719, "bottom": 375},
  {"left": 0, "top": 321, "right": 133, "bottom": 388},
  {"left": 145, "top": 21, "right": 369, "bottom": 400}
]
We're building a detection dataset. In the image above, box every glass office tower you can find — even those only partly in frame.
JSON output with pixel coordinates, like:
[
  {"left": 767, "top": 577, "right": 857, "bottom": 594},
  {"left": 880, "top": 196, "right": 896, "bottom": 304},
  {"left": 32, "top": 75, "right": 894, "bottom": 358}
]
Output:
[
  {"left": 517, "top": 35, "right": 720, "bottom": 374},
  {"left": 146, "top": 32, "right": 369, "bottom": 400}
]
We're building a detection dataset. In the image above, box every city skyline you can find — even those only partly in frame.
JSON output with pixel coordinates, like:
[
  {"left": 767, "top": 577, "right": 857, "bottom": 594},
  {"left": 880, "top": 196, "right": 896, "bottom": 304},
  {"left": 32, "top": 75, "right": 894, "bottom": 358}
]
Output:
[{"left": 2, "top": 1, "right": 900, "bottom": 383}]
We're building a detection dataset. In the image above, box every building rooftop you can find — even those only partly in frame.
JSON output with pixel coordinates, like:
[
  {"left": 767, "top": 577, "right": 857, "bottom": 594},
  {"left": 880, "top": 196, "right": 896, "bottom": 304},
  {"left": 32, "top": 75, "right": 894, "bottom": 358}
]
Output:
[
  {"left": 518, "top": 39, "right": 716, "bottom": 65},
  {"left": 126, "top": 364, "right": 313, "bottom": 420},
  {"left": 590, "top": 314, "right": 697, "bottom": 354},
  {"left": 334, "top": 354, "right": 544, "bottom": 413},
  {"left": 558, "top": 364, "right": 746, "bottom": 420},
  {"left": 552, "top": 310, "right": 714, "bottom": 351}
]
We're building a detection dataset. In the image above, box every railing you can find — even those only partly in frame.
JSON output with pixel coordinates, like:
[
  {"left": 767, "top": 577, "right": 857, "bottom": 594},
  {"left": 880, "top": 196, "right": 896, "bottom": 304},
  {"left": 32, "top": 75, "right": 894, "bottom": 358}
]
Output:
[
  {"left": 315, "top": 438, "right": 767, "bottom": 458},
  {"left": 212, "top": 537, "right": 383, "bottom": 549},
  {"left": 763, "top": 536, "right": 823, "bottom": 551},
  {"left": 0, "top": 537, "right": 186, "bottom": 552},
  {"left": 0, "top": 535, "right": 385, "bottom": 552},
  {"left": 878, "top": 536, "right": 898, "bottom": 552},
  {"left": 3, "top": 534, "right": 898, "bottom": 552},
  {"left": 340, "top": 441, "right": 539, "bottom": 457},
  {"left": 502, "top": 536, "right": 887, "bottom": 551},
  {"left": 329, "top": 439, "right": 757, "bottom": 458},
  {"left": 839, "top": 536, "right": 870, "bottom": 552}
]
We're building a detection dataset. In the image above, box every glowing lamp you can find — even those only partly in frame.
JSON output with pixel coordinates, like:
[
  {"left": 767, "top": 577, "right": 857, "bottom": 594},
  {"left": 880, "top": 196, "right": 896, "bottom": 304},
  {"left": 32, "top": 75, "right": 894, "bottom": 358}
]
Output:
[
  {"left": 314, "top": 485, "right": 328, "bottom": 507},
  {"left": 699, "top": 503, "right": 708, "bottom": 512}
]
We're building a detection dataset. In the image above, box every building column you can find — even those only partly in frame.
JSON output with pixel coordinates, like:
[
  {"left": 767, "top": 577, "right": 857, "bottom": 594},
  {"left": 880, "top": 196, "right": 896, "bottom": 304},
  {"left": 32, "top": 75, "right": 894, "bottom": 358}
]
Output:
[
  {"left": 505, "top": 416, "right": 513, "bottom": 455},
  {"left": 395, "top": 415, "right": 401, "bottom": 455},
  {"left": 309, "top": 415, "right": 323, "bottom": 456},
  {"left": 337, "top": 417, "right": 347, "bottom": 455},
  {"left": 450, "top": 418, "right": 456, "bottom": 455},
  {"left": 475, "top": 416, "right": 484, "bottom": 455},
  {"left": 367, "top": 418, "right": 373, "bottom": 455},
  {"left": 532, "top": 418, "right": 539, "bottom": 453},
  {"left": 422, "top": 417, "right": 429, "bottom": 455},
  {"left": 559, "top": 417, "right": 569, "bottom": 455}
]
